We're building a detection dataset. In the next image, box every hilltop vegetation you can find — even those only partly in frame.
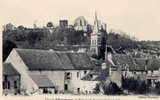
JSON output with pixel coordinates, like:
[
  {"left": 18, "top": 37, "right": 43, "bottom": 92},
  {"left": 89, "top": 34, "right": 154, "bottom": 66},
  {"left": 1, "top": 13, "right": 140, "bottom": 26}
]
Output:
[{"left": 3, "top": 23, "right": 160, "bottom": 61}]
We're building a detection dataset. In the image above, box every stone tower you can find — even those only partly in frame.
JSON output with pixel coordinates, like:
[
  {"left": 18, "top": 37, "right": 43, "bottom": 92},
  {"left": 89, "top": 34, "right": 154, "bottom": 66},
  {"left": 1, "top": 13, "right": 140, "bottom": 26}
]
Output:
[{"left": 90, "top": 12, "right": 107, "bottom": 57}]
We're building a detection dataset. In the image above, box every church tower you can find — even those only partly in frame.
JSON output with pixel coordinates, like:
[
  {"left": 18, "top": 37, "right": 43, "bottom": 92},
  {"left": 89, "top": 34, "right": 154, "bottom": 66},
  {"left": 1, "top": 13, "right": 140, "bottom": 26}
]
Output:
[{"left": 90, "top": 12, "right": 107, "bottom": 57}]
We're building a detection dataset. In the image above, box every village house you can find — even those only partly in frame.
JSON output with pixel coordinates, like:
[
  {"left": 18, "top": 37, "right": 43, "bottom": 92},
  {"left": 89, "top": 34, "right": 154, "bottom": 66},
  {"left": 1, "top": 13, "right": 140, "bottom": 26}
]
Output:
[
  {"left": 4, "top": 48, "right": 98, "bottom": 95},
  {"left": 106, "top": 48, "right": 160, "bottom": 88},
  {"left": 3, "top": 63, "right": 21, "bottom": 95},
  {"left": 134, "top": 58, "right": 160, "bottom": 87}
]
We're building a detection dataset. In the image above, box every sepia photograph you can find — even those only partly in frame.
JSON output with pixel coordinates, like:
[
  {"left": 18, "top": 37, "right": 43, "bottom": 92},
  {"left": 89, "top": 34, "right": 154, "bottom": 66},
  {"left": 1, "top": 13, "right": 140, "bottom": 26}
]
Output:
[{"left": 0, "top": 0, "right": 160, "bottom": 99}]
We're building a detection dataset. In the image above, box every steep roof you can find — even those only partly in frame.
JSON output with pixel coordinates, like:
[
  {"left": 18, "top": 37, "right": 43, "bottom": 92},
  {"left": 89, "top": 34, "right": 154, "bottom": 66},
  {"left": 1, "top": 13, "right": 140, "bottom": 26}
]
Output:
[
  {"left": 134, "top": 58, "right": 160, "bottom": 71},
  {"left": 30, "top": 74, "right": 54, "bottom": 88},
  {"left": 134, "top": 58, "right": 147, "bottom": 71},
  {"left": 112, "top": 54, "right": 136, "bottom": 71},
  {"left": 82, "top": 59, "right": 110, "bottom": 81},
  {"left": 15, "top": 49, "right": 94, "bottom": 70},
  {"left": 147, "top": 58, "right": 160, "bottom": 70},
  {"left": 3, "top": 63, "right": 20, "bottom": 75}
]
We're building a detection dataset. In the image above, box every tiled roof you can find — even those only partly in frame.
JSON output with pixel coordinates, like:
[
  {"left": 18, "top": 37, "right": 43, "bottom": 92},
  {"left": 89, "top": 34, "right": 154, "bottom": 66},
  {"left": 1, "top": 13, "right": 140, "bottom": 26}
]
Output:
[
  {"left": 3, "top": 63, "right": 20, "bottom": 75},
  {"left": 15, "top": 48, "right": 94, "bottom": 70},
  {"left": 134, "top": 58, "right": 147, "bottom": 71},
  {"left": 112, "top": 54, "right": 136, "bottom": 71},
  {"left": 82, "top": 60, "right": 110, "bottom": 81},
  {"left": 134, "top": 58, "right": 160, "bottom": 71},
  {"left": 30, "top": 74, "right": 54, "bottom": 88},
  {"left": 110, "top": 54, "right": 160, "bottom": 71},
  {"left": 147, "top": 58, "right": 160, "bottom": 70}
]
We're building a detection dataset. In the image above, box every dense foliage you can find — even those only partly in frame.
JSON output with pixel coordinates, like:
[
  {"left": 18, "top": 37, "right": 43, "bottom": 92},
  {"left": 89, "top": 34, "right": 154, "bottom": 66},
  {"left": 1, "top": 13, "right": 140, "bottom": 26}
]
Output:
[
  {"left": 122, "top": 76, "right": 148, "bottom": 94},
  {"left": 93, "top": 81, "right": 123, "bottom": 95},
  {"left": 3, "top": 23, "right": 160, "bottom": 61},
  {"left": 3, "top": 40, "right": 17, "bottom": 61}
]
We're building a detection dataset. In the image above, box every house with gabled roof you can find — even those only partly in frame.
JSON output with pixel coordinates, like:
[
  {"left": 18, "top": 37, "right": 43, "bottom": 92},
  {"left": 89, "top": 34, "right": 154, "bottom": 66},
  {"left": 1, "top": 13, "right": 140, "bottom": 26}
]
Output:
[
  {"left": 105, "top": 46, "right": 160, "bottom": 88},
  {"left": 4, "top": 48, "right": 97, "bottom": 95}
]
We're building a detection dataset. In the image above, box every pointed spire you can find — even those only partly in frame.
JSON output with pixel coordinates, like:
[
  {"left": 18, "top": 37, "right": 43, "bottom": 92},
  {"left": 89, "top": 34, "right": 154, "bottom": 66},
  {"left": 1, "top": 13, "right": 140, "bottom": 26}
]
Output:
[
  {"left": 94, "top": 11, "right": 99, "bottom": 33},
  {"left": 95, "top": 11, "right": 98, "bottom": 22}
]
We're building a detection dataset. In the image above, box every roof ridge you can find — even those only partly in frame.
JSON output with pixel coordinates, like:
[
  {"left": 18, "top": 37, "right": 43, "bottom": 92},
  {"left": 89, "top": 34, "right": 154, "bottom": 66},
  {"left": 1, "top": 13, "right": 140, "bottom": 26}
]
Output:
[{"left": 15, "top": 48, "right": 86, "bottom": 54}]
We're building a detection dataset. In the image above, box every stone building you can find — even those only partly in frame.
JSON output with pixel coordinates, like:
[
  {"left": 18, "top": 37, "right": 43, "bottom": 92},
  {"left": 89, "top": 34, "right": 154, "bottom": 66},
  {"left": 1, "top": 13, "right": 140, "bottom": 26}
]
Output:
[
  {"left": 74, "top": 16, "right": 88, "bottom": 32},
  {"left": 3, "top": 63, "right": 21, "bottom": 95},
  {"left": 59, "top": 20, "right": 68, "bottom": 28},
  {"left": 105, "top": 47, "right": 160, "bottom": 88},
  {"left": 90, "top": 12, "right": 107, "bottom": 56},
  {"left": 4, "top": 48, "right": 97, "bottom": 95}
]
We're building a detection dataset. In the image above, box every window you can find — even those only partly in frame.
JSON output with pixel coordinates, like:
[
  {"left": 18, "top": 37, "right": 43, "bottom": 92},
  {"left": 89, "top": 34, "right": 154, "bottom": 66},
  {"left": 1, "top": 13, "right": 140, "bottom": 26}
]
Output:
[
  {"left": 43, "top": 88, "right": 48, "bottom": 94},
  {"left": 77, "top": 88, "right": 80, "bottom": 93},
  {"left": 65, "top": 72, "right": 71, "bottom": 79},
  {"left": 93, "top": 40, "right": 95, "bottom": 45},
  {"left": 85, "top": 90, "right": 88, "bottom": 94},
  {"left": 4, "top": 75, "right": 7, "bottom": 81},
  {"left": 7, "top": 81, "right": 10, "bottom": 89},
  {"left": 90, "top": 74, "right": 93, "bottom": 78},
  {"left": 92, "top": 40, "right": 94, "bottom": 45},
  {"left": 3, "top": 81, "right": 10, "bottom": 89},
  {"left": 77, "top": 72, "right": 79, "bottom": 78},
  {"left": 3, "top": 81, "right": 6, "bottom": 89},
  {"left": 151, "top": 70, "right": 153, "bottom": 74},
  {"left": 84, "top": 70, "right": 87, "bottom": 74},
  {"left": 64, "top": 84, "right": 68, "bottom": 91},
  {"left": 14, "top": 81, "right": 17, "bottom": 89}
]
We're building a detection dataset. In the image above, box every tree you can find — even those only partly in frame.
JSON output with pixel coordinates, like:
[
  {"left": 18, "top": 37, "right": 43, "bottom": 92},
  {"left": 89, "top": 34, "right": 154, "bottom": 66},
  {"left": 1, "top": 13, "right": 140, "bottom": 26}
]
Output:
[
  {"left": 93, "top": 83, "right": 100, "bottom": 94},
  {"left": 99, "top": 36, "right": 107, "bottom": 60},
  {"left": 97, "top": 81, "right": 122, "bottom": 95},
  {"left": 27, "top": 30, "right": 44, "bottom": 45},
  {"left": 46, "top": 22, "right": 54, "bottom": 28},
  {"left": 3, "top": 23, "right": 15, "bottom": 32},
  {"left": 3, "top": 40, "right": 17, "bottom": 61},
  {"left": 107, "top": 82, "right": 122, "bottom": 95},
  {"left": 17, "top": 25, "right": 25, "bottom": 30},
  {"left": 155, "top": 81, "right": 160, "bottom": 94},
  {"left": 136, "top": 81, "right": 148, "bottom": 94}
]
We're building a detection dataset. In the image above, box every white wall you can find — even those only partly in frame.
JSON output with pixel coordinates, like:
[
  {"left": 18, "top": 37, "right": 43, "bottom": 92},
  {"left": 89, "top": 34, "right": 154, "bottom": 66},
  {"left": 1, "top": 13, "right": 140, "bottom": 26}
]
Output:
[
  {"left": 5, "top": 49, "right": 97, "bottom": 94},
  {"left": 65, "top": 70, "right": 98, "bottom": 94},
  {"left": 5, "top": 49, "right": 39, "bottom": 94},
  {"left": 29, "top": 70, "right": 97, "bottom": 94},
  {"left": 29, "top": 71, "right": 65, "bottom": 92}
]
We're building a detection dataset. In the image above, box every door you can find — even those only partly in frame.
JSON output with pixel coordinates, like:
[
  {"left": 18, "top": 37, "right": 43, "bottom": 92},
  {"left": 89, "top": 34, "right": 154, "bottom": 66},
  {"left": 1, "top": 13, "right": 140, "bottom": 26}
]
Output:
[{"left": 64, "top": 84, "right": 68, "bottom": 91}]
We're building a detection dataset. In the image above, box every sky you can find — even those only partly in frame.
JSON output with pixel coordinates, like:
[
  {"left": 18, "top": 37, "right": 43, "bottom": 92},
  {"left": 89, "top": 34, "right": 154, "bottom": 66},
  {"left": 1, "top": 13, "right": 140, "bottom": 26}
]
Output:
[{"left": 0, "top": 0, "right": 160, "bottom": 40}]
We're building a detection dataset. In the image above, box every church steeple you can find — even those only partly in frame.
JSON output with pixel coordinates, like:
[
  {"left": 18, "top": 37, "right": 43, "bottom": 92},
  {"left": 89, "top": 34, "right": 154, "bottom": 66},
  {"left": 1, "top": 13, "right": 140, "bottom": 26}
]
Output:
[
  {"left": 93, "top": 11, "right": 99, "bottom": 33},
  {"left": 90, "top": 12, "right": 107, "bottom": 57}
]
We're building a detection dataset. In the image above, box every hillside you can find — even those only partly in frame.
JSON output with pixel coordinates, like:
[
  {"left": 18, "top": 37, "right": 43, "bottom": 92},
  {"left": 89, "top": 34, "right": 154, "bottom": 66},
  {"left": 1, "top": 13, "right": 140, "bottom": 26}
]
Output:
[{"left": 3, "top": 25, "right": 160, "bottom": 61}]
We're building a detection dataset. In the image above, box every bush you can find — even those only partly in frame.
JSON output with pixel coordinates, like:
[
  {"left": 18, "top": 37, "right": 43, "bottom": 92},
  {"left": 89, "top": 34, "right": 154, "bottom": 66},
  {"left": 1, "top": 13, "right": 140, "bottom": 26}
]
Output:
[
  {"left": 155, "top": 82, "right": 160, "bottom": 94},
  {"left": 136, "top": 81, "right": 148, "bottom": 94},
  {"left": 3, "top": 40, "right": 17, "bottom": 61},
  {"left": 93, "top": 83, "right": 100, "bottom": 94},
  {"left": 98, "top": 81, "right": 122, "bottom": 95},
  {"left": 122, "top": 77, "right": 149, "bottom": 94}
]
